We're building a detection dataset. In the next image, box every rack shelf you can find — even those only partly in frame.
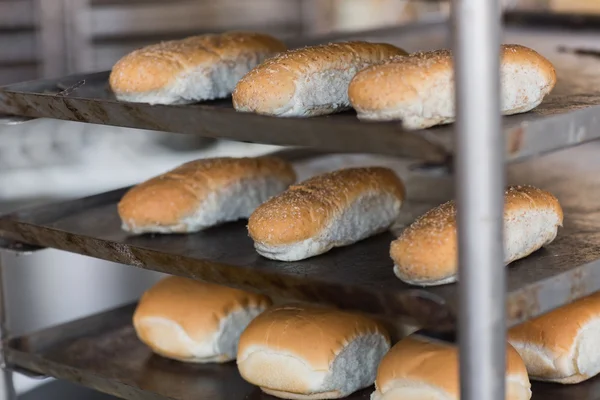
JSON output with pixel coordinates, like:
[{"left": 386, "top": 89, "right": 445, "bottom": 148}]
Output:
[
  {"left": 4, "top": 303, "right": 366, "bottom": 400},
  {"left": 1, "top": 146, "right": 600, "bottom": 329},
  {"left": 2, "top": 19, "right": 600, "bottom": 162},
  {"left": 6, "top": 303, "right": 599, "bottom": 400}
]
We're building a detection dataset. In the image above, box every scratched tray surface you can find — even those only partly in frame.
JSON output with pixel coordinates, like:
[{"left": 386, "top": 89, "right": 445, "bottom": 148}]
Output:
[
  {"left": 5, "top": 304, "right": 371, "bottom": 400},
  {"left": 7, "top": 305, "right": 600, "bottom": 400},
  {"left": 2, "top": 21, "right": 600, "bottom": 162},
  {"left": 2, "top": 148, "right": 600, "bottom": 328}
]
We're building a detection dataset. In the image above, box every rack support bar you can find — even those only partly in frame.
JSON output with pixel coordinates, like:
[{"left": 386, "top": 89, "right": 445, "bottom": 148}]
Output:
[
  {"left": 0, "top": 253, "right": 16, "bottom": 400},
  {"left": 452, "top": 1, "right": 506, "bottom": 399}
]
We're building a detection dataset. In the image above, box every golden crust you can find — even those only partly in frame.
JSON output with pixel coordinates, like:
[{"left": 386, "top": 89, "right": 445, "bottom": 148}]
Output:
[
  {"left": 133, "top": 276, "right": 272, "bottom": 358},
  {"left": 237, "top": 304, "right": 390, "bottom": 371},
  {"left": 109, "top": 32, "right": 286, "bottom": 95},
  {"left": 349, "top": 44, "right": 556, "bottom": 114},
  {"left": 509, "top": 291, "right": 600, "bottom": 357},
  {"left": 390, "top": 185, "right": 563, "bottom": 284},
  {"left": 374, "top": 336, "right": 529, "bottom": 399},
  {"left": 117, "top": 156, "right": 296, "bottom": 229},
  {"left": 232, "top": 41, "right": 407, "bottom": 114},
  {"left": 247, "top": 167, "right": 406, "bottom": 246}
]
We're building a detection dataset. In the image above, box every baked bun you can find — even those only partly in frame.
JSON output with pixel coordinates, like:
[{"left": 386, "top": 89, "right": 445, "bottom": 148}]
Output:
[
  {"left": 248, "top": 167, "right": 405, "bottom": 261},
  {"left": 232, "top": 41, "right": 407, "bottom": 117},
  {"left": 118, "top": 156, "right": 296, "bottom": 234},
  {"left": 372, "top": 336, "right": 531, "bottom": 400},
  {"left": 349, "top": 44, "right": 556, "bottom": 129},
  {"left": 109, "top": 32, "right": 286, "bottom": 105},
  {"left": 237, "top": 304, "right": 391, "bottom": 399},
  {"left": 509, "top": 292, "right": 600, "bottom": 384},
  {"left": 133, "top": 276, "right": 271, "bottom": 363},
  {"left": 391, "top": 185, "right": 563, "bottom": 286}
]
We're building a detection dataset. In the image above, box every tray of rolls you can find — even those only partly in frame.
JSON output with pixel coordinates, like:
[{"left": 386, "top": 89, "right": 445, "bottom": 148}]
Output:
[
  {"left": 1, "top": 143, "right": 600, "bottom": 331},
  {"left": 7, "top": 279, "right": 600, "bottom": 400},
  {"left": 2, "top": 16, "right": 600, "bottom": 162}
]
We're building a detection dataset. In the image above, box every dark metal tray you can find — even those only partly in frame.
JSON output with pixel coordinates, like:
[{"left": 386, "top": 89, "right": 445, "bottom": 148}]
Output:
[
  {"left": 2, "top": 147, "right": 600, "bottom": 329},
  {"left": 2, "top": 19, "right": 600, "bottom": 162},
  {"left": 6, "top": 304, "right": 600, "bottom": 400},
  {"left": 5, "top": 304, "right": 371, "bottom": 400}
]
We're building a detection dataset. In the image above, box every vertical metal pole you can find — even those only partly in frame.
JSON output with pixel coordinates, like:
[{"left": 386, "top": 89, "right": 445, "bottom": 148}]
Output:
[
  {"left": 452, "top": 1, "right": 506, "bottom": 400},
  {"left": 0, "top": 253, "right": 16, "bottom": 400}
]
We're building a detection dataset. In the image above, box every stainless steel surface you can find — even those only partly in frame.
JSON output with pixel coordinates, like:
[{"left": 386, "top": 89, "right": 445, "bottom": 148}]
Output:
[
  {"left": 3, "top": 20, "right": 600, "bottom": 161},
  {"left": 0, "top": 146, "right": 600, "bottom": 330},
  {"left": 20, "top": 380, "right": 117, "bottom": 400},
  {"left": 452, "top": 1, "right": 506, "bottom": 400},
  {"left": 0, "top": 253, "right": 17, "bottom": 400}
]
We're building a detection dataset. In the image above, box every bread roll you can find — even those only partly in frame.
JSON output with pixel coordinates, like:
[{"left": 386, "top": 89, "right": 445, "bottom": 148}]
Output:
[
  {"left": 232, "top": 41, "right": 407, "bottom": 117},
  {"left": 118, "top": 156, "right": 296, "bottom": 234},
  {"left": 391, "top": 185, "right": 563, "bottom": 286},
  {"left": 237, "top": 304, "right": 391, "bottom": 399},
  {"left": 349, "top": 44, "right": 557, "bottom": 129},
  {"left": 133, "top": 276, "right": 271, "bottom": 363},
  {"left": 248, "top": 167, "right": 405, "bottom": 261},
  {"left": 372, "top": 336, "right": 531, "bottom": 400},
  {"left": 109, "top": 32, "right": 286, "bottom": 105},
  {"left": 508, "top": 292, "right": 600, "bottom": 384}
]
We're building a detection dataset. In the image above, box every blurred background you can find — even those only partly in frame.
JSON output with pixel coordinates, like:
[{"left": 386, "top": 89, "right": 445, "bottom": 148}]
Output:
[{"left": 1, "top": 0, "right": 599, "bottom": 398}]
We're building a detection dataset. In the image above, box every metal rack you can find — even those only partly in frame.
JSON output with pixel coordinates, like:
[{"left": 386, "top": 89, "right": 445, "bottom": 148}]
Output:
[{"left": 2, "top": 3, "right": 600, "bottom": 400}]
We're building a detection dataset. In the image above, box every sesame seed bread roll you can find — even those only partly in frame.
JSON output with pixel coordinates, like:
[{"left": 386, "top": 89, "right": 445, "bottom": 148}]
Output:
[
  {"left": 508, "top": 292, "right": 600, "bottom": 384},
  {"left": 109, "top": 32, "right": 286, "bottom": 105},
  {"left": 118, "top": 156, "right": 296, "bottom": 234},
  {"left": 237, "top": 304, "right": 391, "bottom": 399},
  {"left": 232, "top": 41, "right": 407, "bottom": 117},
  {"left": 248, "top": 167, "right": 406, "bottom": 261},
  {"left": 133, "top": 276, "right": 272, "bottom": 363},
  {"left": 372, "top": 336, "right": 531, "bottom": 400},
  {"left": 349, "top": 44, "right": 556, "bottom": 130},
  {"left": 391, "top": 185, "right": 563, "bottom": 286}
]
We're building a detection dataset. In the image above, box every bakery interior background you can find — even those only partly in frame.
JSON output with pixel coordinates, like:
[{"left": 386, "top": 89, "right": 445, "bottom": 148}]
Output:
[{"left": 0, "top": 0, "right": 598, "bottom": 399}]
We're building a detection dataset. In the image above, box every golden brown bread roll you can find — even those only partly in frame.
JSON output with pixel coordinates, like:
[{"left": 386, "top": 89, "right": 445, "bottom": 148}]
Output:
[
  {"left": 248, "top": 167, "right": 406, "bottom": 261},
  {"left": 237, "top": 304, "right": 391, "bottom": 399},
  {"left": 109, "top": 32, "right": 286, "bottom": 105},
  {"left": 134, "top": 276, "right": 271, "bottom": 363},
  {"left": 349, "top": 44, "right": 556, "bottom": 129},
  {"left": 391, "top": 185, "right": 563, "bottom": 286},
  {"left": 232, "top": 41, "right": 407, "bottom": 117},
  {"left": 509, "top": 292, "right": 600, "bottom": 384},
  {"left": 372, "top": 336, "right": 531, "bottom": 400},
  {"left": 118, "top": 156, "right": 296, "bottom": 234}
]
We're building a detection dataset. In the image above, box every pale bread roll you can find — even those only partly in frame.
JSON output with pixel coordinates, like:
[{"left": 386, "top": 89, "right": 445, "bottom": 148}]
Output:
[
  {"left": 508, "top": 292, "right": 600, "bottom": 384},
  {"left": 232, "top": 41, "right": 407, "bottom": 117},
  {"left": 248, "top": 167, "right": 405, "bottom": 261},
  {"left": 133, "top": 276, "right": 271, "bottom": 363},
  {"left": 348, "top": 44, "right": 557, "bottom": 129},
  {"left": 371, "top": 336, "right": 531, "bottom": 400},
  {"left": 109, "top": 32, "right": 286, "bottom": 105},
  {"left": 118, "top": 156, "right": 296, "bottom": 234},
  {"left": 237, "top": 304, "right": 391, "bottom": 399},
  {"left": 391, "top": 185, "right": 563, "bottom": 286}
]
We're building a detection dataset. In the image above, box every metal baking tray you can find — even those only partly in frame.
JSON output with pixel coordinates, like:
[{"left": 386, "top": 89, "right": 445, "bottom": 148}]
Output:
[
  {"left": 2, "top": 145, "right": 600, "bottom": 329},
  {"left": 5, "top": 303, "right": 599, "bottom": 400},
  {"left": 4, "top": 303, "right": 367, "bottom": 400},
  {"left": 2, "top": 16, "right": 600, "bottom": 162}
]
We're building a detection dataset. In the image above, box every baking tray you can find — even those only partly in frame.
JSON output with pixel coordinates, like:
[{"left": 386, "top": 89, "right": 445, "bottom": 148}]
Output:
[
  {"left": 2, "top": 145, "right": 600, "bottom": 329},
  {"left": 6, "top": 304, "right": 600, "bottom": 400},
  {"left": 2, "top": 18, "right": 600, "bottom": 162},
  {"left": 4, "top": 304, "right": 368, "bottom": 400}
]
